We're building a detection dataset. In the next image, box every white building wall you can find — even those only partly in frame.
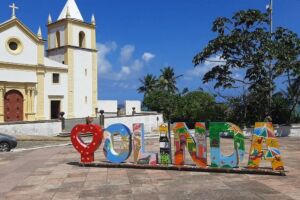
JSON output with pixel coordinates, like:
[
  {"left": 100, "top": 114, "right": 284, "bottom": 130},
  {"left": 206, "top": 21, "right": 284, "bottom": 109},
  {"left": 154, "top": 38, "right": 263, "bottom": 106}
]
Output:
[
  {"left": 0, "top": 26, "right": 38, "bottom": 65},
  {"left": 125, "top": 100, "right": 141, "bottom": 115},
  {"left": 73, "top": 49, "right": 93, "bottom": 117},
  {"left": 44, "top": 71, "right": 68, "bottom": 119},
  {"left": 97, "top": 100, "right": 118, "bottom": 113},
  {"left": 48, "top": 26, "right": 65, "bottom": 49},
  {"left": 47, "top": 48, "right": 65, "bottom": 64},
  {"left": 0, "top": 68, "right": 37, "bottom": 83},
  {"left": 72, "top": 25, "right": 92, "bottom": 48}
]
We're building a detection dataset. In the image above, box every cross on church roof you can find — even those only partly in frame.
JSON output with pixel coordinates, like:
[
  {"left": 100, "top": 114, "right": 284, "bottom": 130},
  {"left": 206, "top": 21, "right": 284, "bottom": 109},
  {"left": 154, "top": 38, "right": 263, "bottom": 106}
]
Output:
[{"left": 9, "top": 3, "right": 19, "bottom": 19}]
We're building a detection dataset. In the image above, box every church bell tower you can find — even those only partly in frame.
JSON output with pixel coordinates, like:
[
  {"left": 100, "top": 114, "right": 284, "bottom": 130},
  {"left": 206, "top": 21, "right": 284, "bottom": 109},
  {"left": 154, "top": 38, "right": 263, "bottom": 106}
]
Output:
[{"left": 46, "top": 0, "right": 97, "bottom": 118}]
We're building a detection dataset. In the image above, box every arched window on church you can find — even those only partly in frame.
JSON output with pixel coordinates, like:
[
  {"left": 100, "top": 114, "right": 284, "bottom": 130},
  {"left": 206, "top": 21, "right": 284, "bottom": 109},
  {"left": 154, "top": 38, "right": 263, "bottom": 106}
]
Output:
[
  {"left": 79, "top": 31, "right": 86, "bottom": 48},
  {"left": 56, "top": 31, "right": 61, "bottom": 48}
]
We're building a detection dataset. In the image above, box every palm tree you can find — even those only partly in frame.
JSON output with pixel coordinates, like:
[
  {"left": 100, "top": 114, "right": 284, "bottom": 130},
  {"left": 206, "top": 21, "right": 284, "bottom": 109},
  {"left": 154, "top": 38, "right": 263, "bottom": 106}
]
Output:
[
  {"left": 137, "top": 74, "right": 158, "bottom": 96},
  {"left": 159, "top": 66, "right": 183, "bottom": 94}
]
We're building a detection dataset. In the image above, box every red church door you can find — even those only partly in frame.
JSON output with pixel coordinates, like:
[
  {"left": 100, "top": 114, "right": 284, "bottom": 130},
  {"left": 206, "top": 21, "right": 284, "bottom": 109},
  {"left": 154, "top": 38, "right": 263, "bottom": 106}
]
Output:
[{"left": 4, "top": 90, "right": 24, "bottom": 122}]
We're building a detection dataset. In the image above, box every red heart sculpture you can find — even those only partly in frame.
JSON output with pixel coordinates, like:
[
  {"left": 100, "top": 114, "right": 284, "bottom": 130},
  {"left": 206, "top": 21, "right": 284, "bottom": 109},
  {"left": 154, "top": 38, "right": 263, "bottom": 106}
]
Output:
[{"left": 71, "top": 124, "right": 103, "bottom": 163}]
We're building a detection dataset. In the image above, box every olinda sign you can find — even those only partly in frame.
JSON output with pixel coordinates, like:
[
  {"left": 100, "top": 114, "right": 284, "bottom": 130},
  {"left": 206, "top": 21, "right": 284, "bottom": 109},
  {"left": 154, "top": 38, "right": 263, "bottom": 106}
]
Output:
[{"left": 71, "top": 122, "right": 284, "bottom": 171}]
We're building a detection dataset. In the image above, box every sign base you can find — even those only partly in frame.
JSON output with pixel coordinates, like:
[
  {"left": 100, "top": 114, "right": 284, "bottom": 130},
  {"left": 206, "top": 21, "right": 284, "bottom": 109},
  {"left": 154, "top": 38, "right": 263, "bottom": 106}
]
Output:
[{"left": 70, "top": 162, "right": 286, "bottom": 176}]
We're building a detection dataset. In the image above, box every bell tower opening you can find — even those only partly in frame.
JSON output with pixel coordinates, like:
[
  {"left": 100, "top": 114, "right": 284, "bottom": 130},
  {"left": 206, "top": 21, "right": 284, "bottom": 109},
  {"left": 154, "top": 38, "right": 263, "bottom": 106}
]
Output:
[
  {"left": 56, "top": 31, "right": 60, "bottom": 47},
  {"left": 79, "top": 31, "right": 85, "bottom": 48}
]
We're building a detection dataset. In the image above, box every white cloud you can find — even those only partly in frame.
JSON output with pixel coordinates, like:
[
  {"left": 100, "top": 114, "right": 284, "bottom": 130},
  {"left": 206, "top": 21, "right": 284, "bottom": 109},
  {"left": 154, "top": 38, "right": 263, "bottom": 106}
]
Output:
[
  {"left": 184, "top": 55, "right": 224, "bottom": 81},
  {"left": 98, "top": 42, "right": 156, "bottom": 85},
  {"left": 120, "top": 45, "right": 135, "bottom": 64},
  {"left": 97, "top": 42, "right": 117, "bottom": 74},
  {"left": 121, "top": 66, "right": 131, "bottom": 75},
  {"left": 131, "top": 59, "right": 144, "bottom": 71},
  {"left": 114, "top": 66, "right": 131, "bottom": 80},
  {"left": 142, "top": 52, "right": 155, "bottom": 62},
  {"left": 112, "top": 82, "right": 132, "bottom": 89}
]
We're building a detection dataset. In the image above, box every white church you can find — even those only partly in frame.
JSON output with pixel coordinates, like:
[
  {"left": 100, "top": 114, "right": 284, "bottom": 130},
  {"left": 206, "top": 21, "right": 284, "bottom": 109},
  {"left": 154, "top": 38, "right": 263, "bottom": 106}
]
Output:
[{"left": 0, "top": 0, "right": 98, "bottom": 122}]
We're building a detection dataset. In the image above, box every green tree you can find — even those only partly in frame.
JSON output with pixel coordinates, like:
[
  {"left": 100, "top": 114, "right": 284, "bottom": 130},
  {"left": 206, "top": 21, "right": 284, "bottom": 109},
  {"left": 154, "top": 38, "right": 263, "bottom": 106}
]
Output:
[
  {"left": 181, "top": 91, "right": 216, "bottom": 122},
  {"left": 193, "top": 9, "right": 300, "bottom": 121},
  {"left": 137, "top": 74, "right": 158, "bottom": 97},
  {"left": 143, "top": 90, "right": 181, "bottom": 121},
  {"left": 273, "top": 28, "right": 300, "bottom": 123},
  {"left": 286, "top": 78, "right": 300, "bottom": 123},
  {"left": 226, "top": 92, "right": 268, "bottom": 126},
  {"left": 139, "top": 68, "right": 229, "bottom": 123},
  {"left": 271, "top": 92, "right": 290, "bottom": 124}
]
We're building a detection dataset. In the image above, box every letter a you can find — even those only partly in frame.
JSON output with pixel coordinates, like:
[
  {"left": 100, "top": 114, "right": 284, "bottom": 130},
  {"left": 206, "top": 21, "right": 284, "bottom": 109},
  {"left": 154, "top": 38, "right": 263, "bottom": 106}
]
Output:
[{"left": 247, "top": 122, "right": 284, "bottom": 171}]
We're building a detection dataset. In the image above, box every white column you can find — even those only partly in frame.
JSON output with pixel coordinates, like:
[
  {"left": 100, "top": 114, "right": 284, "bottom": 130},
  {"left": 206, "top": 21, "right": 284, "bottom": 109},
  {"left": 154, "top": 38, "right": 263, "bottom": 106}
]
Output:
[{"left": 0, "top": 88, "right": 4, "bottom": 122}]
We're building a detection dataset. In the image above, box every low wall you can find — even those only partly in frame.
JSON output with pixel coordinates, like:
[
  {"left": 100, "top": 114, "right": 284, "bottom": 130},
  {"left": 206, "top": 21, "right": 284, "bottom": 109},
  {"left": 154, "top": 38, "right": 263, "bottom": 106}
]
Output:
[
  {"left": 1, "top": 118, "right": 298, "bottom": 138},
  {"left": 105, "top": 114, "right": 163, "bottom": 133},
  {"left": 64, "top": 113, "right": 163, "bottom": 133},
  {"left": 242, "top": 124, "right": 300, "bottom": 137},
  {"left": 64, "top": 118, "right": 87, "bottom": 133},
  {"left": 290, "top": 124, "right": 300, "bottom": 137},
  {"left": 0, "top": 120, "right": 62, "bottom": 137}
]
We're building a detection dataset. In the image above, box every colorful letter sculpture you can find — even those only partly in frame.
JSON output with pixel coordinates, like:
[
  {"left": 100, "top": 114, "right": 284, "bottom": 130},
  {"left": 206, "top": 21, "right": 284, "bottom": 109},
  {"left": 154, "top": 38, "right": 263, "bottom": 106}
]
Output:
[
  {"left": 132, "top": 123, "right": 157, "bottom": 165},
  {"left": 71, "top": 124, "right": 103, "bottom": 163},
  {"left": 173, "top": 122, "right": 207, "bottom": 167},
  {"left": 159, "top": 124, "right": 171, "bottom": 165},
  {"left": 103, "top": 123, "right": 132, "bottom": 163},
  {"left": 209, "top": 122, "right": 245, "bottom": 168},
  {"left": 248, "top": 122, "right": 284, "bottom": 171},
  {"left": 71, "top": 121, "right": 285, "bottom": 174}
]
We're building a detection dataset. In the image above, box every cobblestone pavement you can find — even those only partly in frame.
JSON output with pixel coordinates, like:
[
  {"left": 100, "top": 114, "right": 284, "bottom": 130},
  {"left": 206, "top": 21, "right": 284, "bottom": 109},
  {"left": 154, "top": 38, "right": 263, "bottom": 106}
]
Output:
[{"left": 0, "top": 137, "right": 299, "bottom": 200}]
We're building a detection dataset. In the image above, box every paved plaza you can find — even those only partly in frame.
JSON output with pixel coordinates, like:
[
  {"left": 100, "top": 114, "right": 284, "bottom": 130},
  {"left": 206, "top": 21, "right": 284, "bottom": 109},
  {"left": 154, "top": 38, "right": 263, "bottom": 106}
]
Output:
[{"left": 0, "top": 137, "right": 299, "bottom": 200}]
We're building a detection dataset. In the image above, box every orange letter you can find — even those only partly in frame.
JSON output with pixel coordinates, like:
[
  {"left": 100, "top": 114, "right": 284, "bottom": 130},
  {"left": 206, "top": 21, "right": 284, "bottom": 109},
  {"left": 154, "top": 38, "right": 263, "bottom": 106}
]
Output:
[{"left": 173, "top": 122, "right": 207, "bottom": 167}]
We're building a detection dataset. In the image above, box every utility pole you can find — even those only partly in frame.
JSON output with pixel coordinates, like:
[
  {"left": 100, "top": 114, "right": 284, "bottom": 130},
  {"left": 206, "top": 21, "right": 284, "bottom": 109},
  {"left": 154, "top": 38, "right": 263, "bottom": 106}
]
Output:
[
  {"left": 269, "top": 0, "right": 273, "bottom": 34},
  {"left": 267, "top": 0, "right": 273, "bottom": 116}
]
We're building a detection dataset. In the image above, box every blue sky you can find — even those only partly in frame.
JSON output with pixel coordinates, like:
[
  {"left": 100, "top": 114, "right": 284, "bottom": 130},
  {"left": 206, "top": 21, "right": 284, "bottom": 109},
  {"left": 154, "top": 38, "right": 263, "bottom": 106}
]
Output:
[{"left": 0, "top": 0, "right": 300, "bottom": 102}]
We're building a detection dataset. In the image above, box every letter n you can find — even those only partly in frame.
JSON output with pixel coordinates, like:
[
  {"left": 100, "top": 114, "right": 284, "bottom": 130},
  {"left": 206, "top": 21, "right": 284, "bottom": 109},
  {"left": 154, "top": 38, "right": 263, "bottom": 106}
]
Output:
[{"left": 173, "top": 122, "right": 207, "bottom": 167}]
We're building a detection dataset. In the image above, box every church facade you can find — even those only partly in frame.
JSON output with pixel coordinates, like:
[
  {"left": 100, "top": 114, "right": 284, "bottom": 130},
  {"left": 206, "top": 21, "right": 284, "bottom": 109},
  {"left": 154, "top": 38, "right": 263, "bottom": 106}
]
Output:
[{"left": 0, "top": 0, "right": 98, "bottom": 122}]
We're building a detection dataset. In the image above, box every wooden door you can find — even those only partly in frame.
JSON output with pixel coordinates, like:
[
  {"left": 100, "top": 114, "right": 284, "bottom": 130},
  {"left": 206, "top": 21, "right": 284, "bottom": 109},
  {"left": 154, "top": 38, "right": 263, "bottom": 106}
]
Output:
[
  {"left": 51, "top": 100, "right": 60, "bottom": 119},
  {"left": 4, "top": 90, "right": 24, "bottom": 122}
]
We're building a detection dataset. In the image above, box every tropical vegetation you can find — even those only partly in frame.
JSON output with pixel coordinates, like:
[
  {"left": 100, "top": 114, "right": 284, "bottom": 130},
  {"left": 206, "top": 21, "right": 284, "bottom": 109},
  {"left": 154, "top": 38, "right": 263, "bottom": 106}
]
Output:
[{"left": 138, "top": 9, "right": 300, "bottom": 126}]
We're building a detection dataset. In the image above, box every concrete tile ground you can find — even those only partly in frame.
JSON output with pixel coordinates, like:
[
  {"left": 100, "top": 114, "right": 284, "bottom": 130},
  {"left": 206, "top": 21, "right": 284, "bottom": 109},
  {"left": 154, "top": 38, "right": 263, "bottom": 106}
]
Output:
[{"left": 0, "top": 137, "right": 299, "bottom": 200}]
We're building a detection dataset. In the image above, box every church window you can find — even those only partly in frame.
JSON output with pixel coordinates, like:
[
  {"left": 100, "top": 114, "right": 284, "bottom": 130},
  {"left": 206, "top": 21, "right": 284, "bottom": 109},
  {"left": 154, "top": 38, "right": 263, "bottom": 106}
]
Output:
[
  {"left": 6, "top": 38, "right": 23, "bottom": 54},
  {"left": 79, "top": 31, "right": 86, "bottom": 48},
  {"left": 9, "top": 42, "right": 18, "bottom": 50},
  {"left": 85, "top": 96, "right": 88, "bottom": 104},
  {"left": 56, "top": 31, "right": 61, "bottom": 47},
  {"left": 52, "top": 73, "right": 60, "bottom": 84},
  {"left": 85, "top": 68, "right": 87, "bottom": 76}
]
